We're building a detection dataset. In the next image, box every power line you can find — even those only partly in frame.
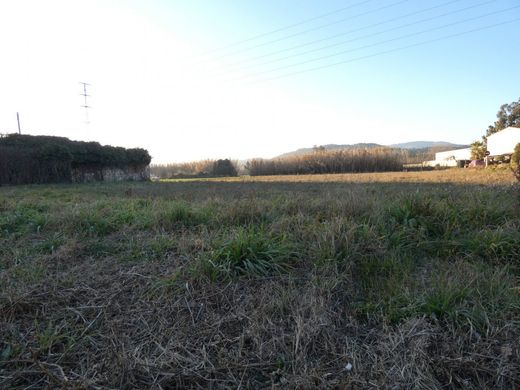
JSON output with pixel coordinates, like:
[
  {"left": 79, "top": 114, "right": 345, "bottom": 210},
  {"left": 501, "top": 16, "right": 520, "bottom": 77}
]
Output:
[
  {"left": 245, "top": 16, "right": 520, "bottom": 85},
  {"left": 213, "top": 0, "right": 487, "bottom": 74},
  {"left": 254, "top": 0, "right": 496, "bottom": 69},
  {"left": 199, "top": 0, "right": 411, "bottom": 64},
  {"left": 234, "top": 5, "right": 520, "bottom": 82},
  {"left": 193, "top": 0, "right": 377, "bottom": 58}
]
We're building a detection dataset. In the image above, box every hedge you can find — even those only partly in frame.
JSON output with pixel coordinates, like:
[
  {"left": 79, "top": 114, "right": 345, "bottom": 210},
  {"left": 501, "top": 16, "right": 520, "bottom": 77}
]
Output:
[{"left": 0, "top": 134, "right": 151, "bottom": 185}]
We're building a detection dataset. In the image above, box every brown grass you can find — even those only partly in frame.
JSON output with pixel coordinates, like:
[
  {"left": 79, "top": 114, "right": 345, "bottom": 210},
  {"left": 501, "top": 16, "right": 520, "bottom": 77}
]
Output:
[
  {"left": 163, "top": 167, "right": 517, "bottom": 185},
  {"left": 1, "top": 169, "right": 519, "bottom": 388}
]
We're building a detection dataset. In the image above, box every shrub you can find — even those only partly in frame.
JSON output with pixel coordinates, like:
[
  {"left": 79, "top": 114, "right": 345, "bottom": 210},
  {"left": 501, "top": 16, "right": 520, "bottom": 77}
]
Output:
[{"left": 512, "top": 142, "right": 520, "bottom": 181}]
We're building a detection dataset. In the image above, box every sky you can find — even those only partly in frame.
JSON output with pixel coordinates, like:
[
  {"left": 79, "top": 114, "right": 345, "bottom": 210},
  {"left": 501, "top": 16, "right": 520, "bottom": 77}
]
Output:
[{"left": 0, "top": 0, "right": 519, "bottom": 163}]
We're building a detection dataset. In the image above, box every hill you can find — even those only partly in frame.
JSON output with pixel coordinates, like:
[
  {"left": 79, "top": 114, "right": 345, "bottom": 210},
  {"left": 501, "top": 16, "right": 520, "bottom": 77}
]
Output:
[
  {"left": 276, "top": 143, "right": 382, "bottom": 158},
  {"left": 276, "top": 141, "right": 469, "bottom": 159},
  {"left": 390, "top": 141, "right": 468, "bottom": 149}
]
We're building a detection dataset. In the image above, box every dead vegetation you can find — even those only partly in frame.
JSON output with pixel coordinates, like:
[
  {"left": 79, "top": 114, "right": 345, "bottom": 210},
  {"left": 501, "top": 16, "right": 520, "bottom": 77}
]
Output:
[{"left": 1, "top": 169, "right": 519, "bottom": 388}]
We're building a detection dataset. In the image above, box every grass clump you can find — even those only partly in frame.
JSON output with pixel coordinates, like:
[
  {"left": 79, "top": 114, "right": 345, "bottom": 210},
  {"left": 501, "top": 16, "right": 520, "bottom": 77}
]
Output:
[
  {"left": 0, "top": 204, "right": 48, "bottom": 236},
  {"left": 357, "top": 259, "right": 520, "bottom": 333},
  {"left": 156, "top": 202, "right": 212, "bottom": 230},
  {"left": 464, "top": 228, "right": 520, "bottom": 262},
  {"left": 310, "top": 220, "right": 385, "bottom": 269},
  {"left": 200, "top": 227, "right": 296, "bottom": 281}
]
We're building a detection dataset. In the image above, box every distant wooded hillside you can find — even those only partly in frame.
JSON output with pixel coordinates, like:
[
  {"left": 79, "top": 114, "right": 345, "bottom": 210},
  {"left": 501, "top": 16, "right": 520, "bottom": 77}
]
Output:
[{"left": 277, "top": 141, "right": 469, "bottom": 162}]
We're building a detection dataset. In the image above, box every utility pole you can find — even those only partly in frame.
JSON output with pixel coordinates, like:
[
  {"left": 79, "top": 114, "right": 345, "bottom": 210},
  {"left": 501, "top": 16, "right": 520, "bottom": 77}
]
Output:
[
  {"left": 16, "top": 112, "right": 21, "bottom": 134},
  {"left": 79, "top": 82, "right": 91, "bottom": 125}
]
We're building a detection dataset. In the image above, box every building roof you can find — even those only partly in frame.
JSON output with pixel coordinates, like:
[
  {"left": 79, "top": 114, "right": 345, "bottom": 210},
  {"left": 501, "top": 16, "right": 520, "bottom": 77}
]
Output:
[
  {"left": 435, "top": 147, "right": 471, "bottom": 161},
  {"left": 487, "top": 127, "right": 520, "bottom": 156}
]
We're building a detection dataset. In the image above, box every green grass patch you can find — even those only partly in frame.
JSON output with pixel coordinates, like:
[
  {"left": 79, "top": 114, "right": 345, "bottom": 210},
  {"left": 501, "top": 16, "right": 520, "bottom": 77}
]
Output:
[
  {"left": 155, "top": 202, "right": 212, "bottom": 230},
  {"left": 198, "top": 227, "right": 296, "bottom": 281},
  {"left": 356, "top": 259, "right": 520, "bottom": 332}
]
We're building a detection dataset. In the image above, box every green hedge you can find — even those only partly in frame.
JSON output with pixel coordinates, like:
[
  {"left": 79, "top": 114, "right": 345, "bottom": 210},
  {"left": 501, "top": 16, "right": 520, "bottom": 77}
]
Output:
[{"left": 0, "top": 134, "right": 151, "bottom": 185}]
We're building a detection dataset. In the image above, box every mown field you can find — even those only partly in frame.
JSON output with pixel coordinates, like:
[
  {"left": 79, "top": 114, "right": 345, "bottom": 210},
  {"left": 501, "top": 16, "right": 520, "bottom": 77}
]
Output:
[{"left": 1, "top": 169, "right": 519, "bottom": 389}]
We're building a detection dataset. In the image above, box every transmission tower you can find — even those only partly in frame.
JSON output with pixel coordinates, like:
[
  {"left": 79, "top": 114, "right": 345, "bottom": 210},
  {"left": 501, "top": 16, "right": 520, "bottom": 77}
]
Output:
[{"left": 80, "top": 82, "right": 91, "bottom": 124}]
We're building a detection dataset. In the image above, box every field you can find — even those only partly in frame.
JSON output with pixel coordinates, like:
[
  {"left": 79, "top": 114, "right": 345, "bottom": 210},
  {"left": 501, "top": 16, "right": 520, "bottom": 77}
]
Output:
[{"left": 1, "top": 169, "right": 519, "bottom": 388}]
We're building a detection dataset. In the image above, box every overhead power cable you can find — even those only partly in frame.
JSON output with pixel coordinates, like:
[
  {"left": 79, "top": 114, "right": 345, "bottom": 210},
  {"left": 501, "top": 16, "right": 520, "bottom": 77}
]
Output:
[
  {"left": 194, "top": 0, "right": 377, "bottom": 57},
  {"left": 200, "top": 0, "right": 411, "bottom": 63},
  {"left": 234, "top": 5, "right": 520, "bottom": 82},
  {"left": 244, "top": 16, "right": 520, "bottom": 85},
  {"left": 213, "top": 0, "right": 484, "bottom": 73},
  {"left": 251, "top": 0, "right": 496, "bottom": 70}
]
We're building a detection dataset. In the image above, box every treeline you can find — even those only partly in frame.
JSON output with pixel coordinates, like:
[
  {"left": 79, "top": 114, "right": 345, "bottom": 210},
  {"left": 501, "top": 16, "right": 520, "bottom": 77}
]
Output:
[
  {"left": 151, "top": 159, "right": 238, "bottom": 179},
  {"left": 248, "top": 148, "right": 405, "bottom": 176},
  {"left": 403, "top": 147, "right": 449, "bottom": 164},
  {"left": 151, "top": 148, "right": 417, "bottom": 179},
  {"left": 0, "top": 134, "right": 151, "bottom": 185}
]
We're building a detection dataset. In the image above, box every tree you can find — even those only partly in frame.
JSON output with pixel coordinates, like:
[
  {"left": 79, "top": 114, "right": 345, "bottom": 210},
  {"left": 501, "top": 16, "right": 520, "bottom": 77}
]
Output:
[
  {"left": 470, "top": 141, "right": 486, "bottom": 160},
  {"left": 212, "top": 159, "right": 237, "bottom": 177},
  {"left": 486, "top": 98, "right": 520, "bottom": 137}
]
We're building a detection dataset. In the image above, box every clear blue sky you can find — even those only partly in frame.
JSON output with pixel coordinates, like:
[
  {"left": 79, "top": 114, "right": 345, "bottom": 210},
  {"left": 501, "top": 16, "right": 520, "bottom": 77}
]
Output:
[{"left": 0, "top": 0, "right": 519, "bottom": 162}]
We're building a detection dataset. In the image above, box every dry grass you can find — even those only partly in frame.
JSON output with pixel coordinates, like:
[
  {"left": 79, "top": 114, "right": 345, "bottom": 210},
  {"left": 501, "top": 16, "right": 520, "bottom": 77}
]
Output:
[
  {"left": 1, "top": 169, "right": 519, "bottom": 388},
  {"left": 162, "top": 167, "right": 517, "bottom": 185}
]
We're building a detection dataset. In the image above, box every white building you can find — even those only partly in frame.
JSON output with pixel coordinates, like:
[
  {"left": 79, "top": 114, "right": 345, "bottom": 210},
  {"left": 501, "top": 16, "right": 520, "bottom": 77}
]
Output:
[
  {"left": 435, "top": 148, "right": 472, "bottom": 162},
  {"left": 487, "top": 127, "right": 520, "bottom": 156},
  {"left": 422, "top": 147, "right": 472, "bottom": 167}
]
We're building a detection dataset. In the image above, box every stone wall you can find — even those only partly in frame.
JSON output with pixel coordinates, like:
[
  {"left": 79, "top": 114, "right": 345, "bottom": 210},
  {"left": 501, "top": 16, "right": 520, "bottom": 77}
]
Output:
[
  {"left": 72, "top": 166, "right": 150, "bottom": 183},
  {"left": 102, "top": 167, "right": 150, "bottom": 182}
]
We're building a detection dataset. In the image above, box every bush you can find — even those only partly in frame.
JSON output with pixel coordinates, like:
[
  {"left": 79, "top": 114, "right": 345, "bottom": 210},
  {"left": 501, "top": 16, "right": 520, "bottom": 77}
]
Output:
[{"left": 512, "top": 143, "right": 520, "bottom": 181}]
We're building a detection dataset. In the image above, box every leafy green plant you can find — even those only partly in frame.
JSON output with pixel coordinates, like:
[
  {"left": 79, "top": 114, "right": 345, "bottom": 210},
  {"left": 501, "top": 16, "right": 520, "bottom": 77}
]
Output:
[{"left": 201, "top": 227, "right": 295, "bottom": 280}]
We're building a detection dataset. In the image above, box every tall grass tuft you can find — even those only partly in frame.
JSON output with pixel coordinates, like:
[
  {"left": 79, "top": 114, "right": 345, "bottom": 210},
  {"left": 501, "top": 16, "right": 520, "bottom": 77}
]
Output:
[{"left": 200, "top": 227, "right": 295, "bottom": 280}]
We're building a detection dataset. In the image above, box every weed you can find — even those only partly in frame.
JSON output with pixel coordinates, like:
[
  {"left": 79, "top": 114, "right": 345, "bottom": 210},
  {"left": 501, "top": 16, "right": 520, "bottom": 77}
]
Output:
[
  {"left": 200, "top": 227, "right": 296, "bottom": 280},
  {"left": 464, "top": 228, "right": 520, "bottom": 262},
  {"left": 156, "top": 202, "right": 210, "bottom": 230},
  {"left": 36, "top": 233, "right": 65, "bottom": 254},
  {"left": 312, "top": 220, "right": 384, "bottom": 265},
  {"left": 0, "top": 205, "right": 48, "bottom": 236}
]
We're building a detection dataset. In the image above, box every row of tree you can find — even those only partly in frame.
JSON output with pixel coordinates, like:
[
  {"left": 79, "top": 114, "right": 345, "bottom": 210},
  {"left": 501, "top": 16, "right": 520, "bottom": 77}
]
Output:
[
  {"left": 247, "top": 148, "right": 405, "bottom": 176},
  {"left": 151, "top": 146, "right": 463, "bottom": 179},
  {"left": 150, "top": 159, "right": 238, "bottom": 178}
]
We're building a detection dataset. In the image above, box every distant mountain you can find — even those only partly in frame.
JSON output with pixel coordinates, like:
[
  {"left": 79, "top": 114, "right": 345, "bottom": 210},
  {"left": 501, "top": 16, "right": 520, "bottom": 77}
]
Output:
[
  {"left": 276, "top": 141, "right": 469, "bottom": 159},
  {"left": 389, "top": 141, "right": 469, "bottom": 150},
  {"left": 276, "top": 143, "right": 382, "bottom": 158}
]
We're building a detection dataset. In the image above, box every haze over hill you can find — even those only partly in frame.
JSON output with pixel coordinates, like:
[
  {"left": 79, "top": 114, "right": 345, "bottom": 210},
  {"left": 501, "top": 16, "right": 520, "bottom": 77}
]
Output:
[
  {"left": 277, "top": 141, "right": 469, "bottom": 159},
  {"left": 390, "top": 141, "right": 469, "bottom": 150}
]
